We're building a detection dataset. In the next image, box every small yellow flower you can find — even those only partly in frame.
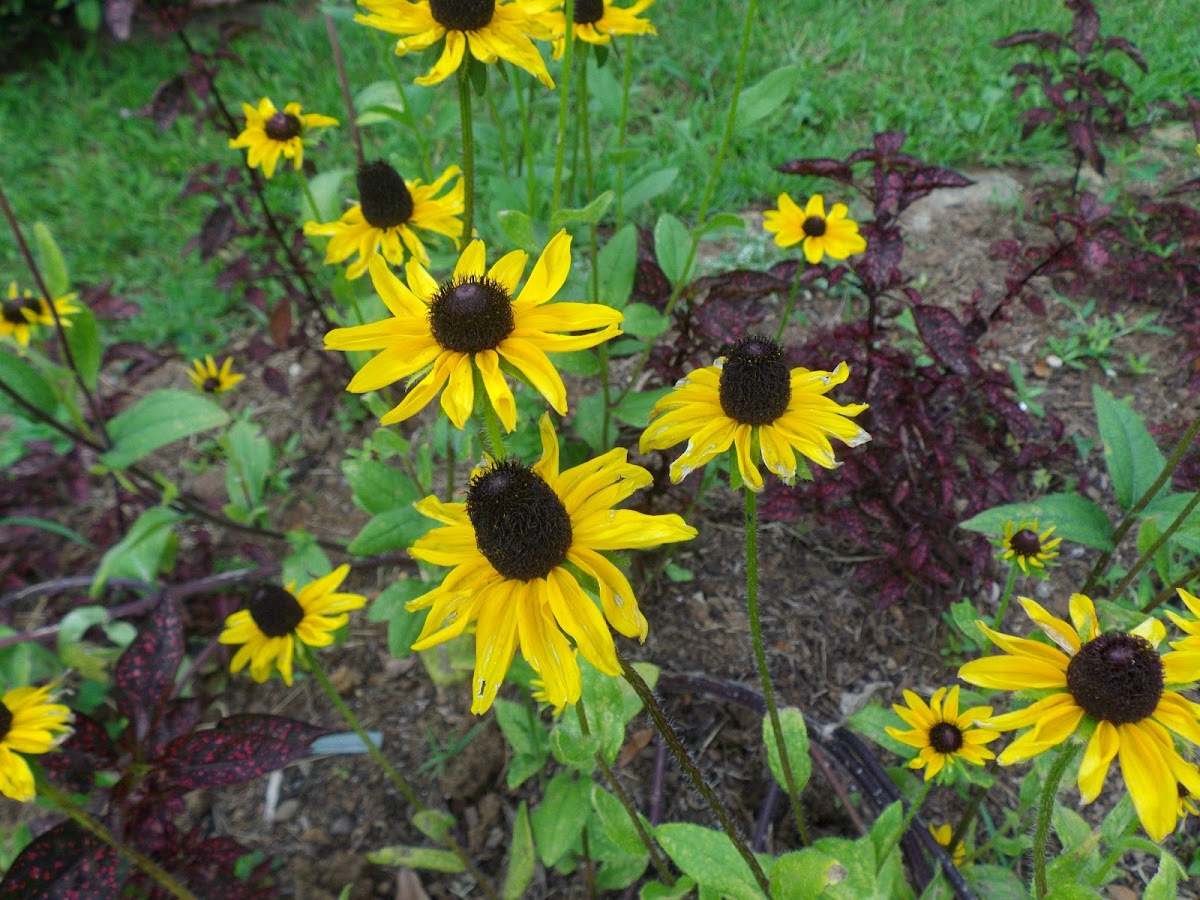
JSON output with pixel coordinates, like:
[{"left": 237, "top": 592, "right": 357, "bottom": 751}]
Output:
[
  {"left": 188, "top": 355, "right": 244, "bottom": 394},
  {"left": 228, "top": 98, "right": 338, "bottom": 180},
  {"left": 1, "top": 281, "right": 78, "bottom": 346},
  {"left": 763, "top": 193, "right": 867, "bottom": 264},
  {"left": 0, "top": 682, "right": 73, "bottom": 802},
  {"left": 219, "top": 567, "right": 367, "bottom": 686},
  {"left": 885, "top": 686, "right": 999, "bottom": 780},
  {"left": 998, "top": 519, "right": 1062, "bottom": 575},
  {"left": 552, "top": 0, "right": 655, "bottom": 58},
  {"left": 928, "top": 824, "right": 967, "bottom": 867}
]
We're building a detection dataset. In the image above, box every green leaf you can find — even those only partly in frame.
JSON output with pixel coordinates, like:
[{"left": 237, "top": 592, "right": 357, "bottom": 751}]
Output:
[
  {"left": 503, "top": 802, "right": 536, "bottom": 900},
  {"left": 653, "top": 213, "right": 691, "bottom": 285},
  {"left": 621, "top": 303, "right": 671, "bottom": 339},
  {"left": 551, "top": 191, "right": 614, "bottom": 230},
  {"left": 640, "top": 876, "right": 696, "bottom": 899},
  {"left": 530, "top": 772, "right": 592, "bottom": 868},
  {"left": 770, "top": 848, "right": 840, "bottom": 899},
  {"left": 1051, "top": 803, "right": 1092, "bottom": 852},
  {"left": 697, "top": 212, "right": 747, "bottom": 236},
  {"left": 655, "top": 823, "right": 763, "bottom": 900},
  {"left": 304, "top": 168, "right": 349, "bottom": 222},
  {"left": 617, "top": 661, "right": 657, "bottom": 724},
  {"left": 963, "top": 865, "right": 1030, "bottom": 900},
  {"left": 763, "top": 707, "right": 812, "bottom": 796},
  {"left": 0, "top": 352, "right": 58, "bottom": 414},
  {"left": 367, "top": 845, "right": 464, "bottom": 873},
  {"left": 1099, "top": 793, "right": 1135, "bottom": 849},
  {"left": 621, "top": 168, "right": 678, "bottom": 212},
  {"left": 342, "top": 458, "right": 421, "bottom": 516},
  {"left": 1043, "top": 886, "right": 1101, "bottom": 899},
  {"left": 497, "top": 209, "right": 538, "bottom": 252},
  {"left": 867, "top": 801, "right": 904, "bottom": 868},
  {"left": 63, "top": 304, "right": 100, "bottom": 392},
  {"left": 1093, "top": 386, "right": 1165, "bottom": 510},
  {"left": 734, "top": 65, "right": 803, "bottom": 133},
  {"left": 101, "top": 390, "right": 229, "bottom": 470},
  {"left": 91, "top": 507, "right": 181, "bottom": 596},
  {"left": 808, "top": 836, "right": 881, "bottom": 899},
  {"left": 958, "top": 492, "right": 1114, "bottom": 551},
  {"left": 493, "top": 697, "right": 549, "bottom": 789},
  {"left": 592, "top": 784, "right": 651, "bottom": 858},
  {"left": 74, "top": 0, "right": 101, "bottom": 30},
  {"left": 368, "top": 579, "right": 430, "bottom": 659},
  {"left": 552, "top": 350, "right": 601, "bottom": 376},
  {"left": 348, "top": 505, "right": 433, "bottom": 555},
  {"left": 549, "top": 722, "right": 601, "bottom": 771},
  {"left": 573, "top": 392, "right": 607, "bottom": 453},
  {"left": 845, "top": 704, "right": 910, "bottom": 757},
  {"left": 222, "top": 420, "right": 272, "bottom": 515},
  {"left": 598, "top": 224, "right": 638, "bottom": 310},
  {"left": 1144, "top": 852, "right": 1185, "bottom": 900},
  {"left": 0, "top": 517, "right": 92, "bottom": 548},
  {"left": 282, "top": 529, "right": 332, "bottom": 588},
  {"left": 33, "top": 222, "right": 70, "bottom": 298},
  {"left": 411, "top": 810, "right": 455, "bottom": 843},
  {"left": 354, "top": 80, "right": 406, "bottom": 126},
  {"left": 613, "top": 387, "right": 671, "bottom": 429}
]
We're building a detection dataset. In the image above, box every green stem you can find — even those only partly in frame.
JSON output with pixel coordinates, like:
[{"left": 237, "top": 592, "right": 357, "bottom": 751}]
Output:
[
  {"left": 36, "top": 777, "right": 197, "bottom": 899},
  {"left": 617, "top": 650, "right": 770, "bottom": 893},
  {"left": 614, "top": 35, "right": 635, "bottom": 225},
  {"left": 475, "top": 366, "right": 507, "bottom": 461},
  {"left": 1033, "top": 745, "right": 1078, "bottom": 898},
  {"left": 457, "top": 63, "right": 476, "bottom": 241},
  {"left": 514, "top": 69, "right": 537, "bottom": 218},
  {"left": 298, "top": 171, "right": 320, "bottom": 223},
  {"left": 1144, "top": 557, "right": 1200, "bottom": 613},
  {"left": 443, "top": 442, "right": 457, "bottom": 503},
  {"left": 372, "top": 31, "right": 433, "bottom": 181},
  {"left": 992, "top": 564, "right": 1019, "bottom": 629},
  {"left": 1112, "top": 489, "right": 1200, "bottom": 602},
  {"left": 876, "top": 778, "right": 933, "bottom": 874},
  {"left": 552, "top": 0, "right": 576, "bottom": 214},
  {"left": 744, "top": 485, "right": 810, "bottom": 845},
  {"left": 774, "top": 259, "right": 806, "bottom": 342}
]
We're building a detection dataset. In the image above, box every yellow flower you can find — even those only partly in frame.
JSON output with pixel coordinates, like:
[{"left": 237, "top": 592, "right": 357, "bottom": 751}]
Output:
[
  {"left": 324, "top": 229, "right": 622, "bottom": 432},
  {"left": 1, "top": 281, "right": 78, "bottom": 346},
  {"left": 763, "top": 193, "right": 867, "bottom": 264},
  {"left": 885, "top": 686, "right": 999, "bottom": 780},
  {"left": 639, "top": 335, "right": 870, "bottom": 493},
  {"left": 188, "top": 355, "right": 244, "bottom": 394},
  {"left": 304, "top": 161, "right": 463, "bottom": 280},
  {"left": 228, "top": 98, "right": 338, "bottom": 180},
  {"left": 0, "top": 682, "right": 72, "bottom": 802},
  {"left": 355, "top": 0, "right": 561, "bottom": 88},
  {"left": 998, "top": 519, "right": 1062, "bottom": 575},
  {"left": 219, "top": 566, "right": 367, "bottom": 686},
  {"left": 928, "top": 824, "right": 967, "bottom": 867},
  {"left": 405, "top": 415, "right": 697, "bottom": 714},
  {"left": 958, "top": 593, "right": 1200, "bottom": 841},
  {"left": 552, "top": 0, "right": 655, "bottom": 57}
]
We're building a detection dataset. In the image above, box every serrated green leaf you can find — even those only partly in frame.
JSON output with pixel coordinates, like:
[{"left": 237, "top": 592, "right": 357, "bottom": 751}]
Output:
[
  {"left": 530, "top": 772, "right": 592, "bottom": 867},
  {"left": 734, "top": 65, "right": 803, "bottom": 133},
  {"left": 33, "top": 222, "right": 70, "bottom": 298},
  {"left": 763, "top": 707, "right": 812, "bottom": 796},
  {"left": 1094, "top": 386, "right": 1165, "bottom": 510},
  {"left": 653, "top": 213, "right": 691, "bottom": 285},
  {"left": 504, "top": 801, "right": 535, "bottom": 900},
  {"left": 958, "top": 492, "right": 1114, "bottom": 551},
  {"left": 348, "top": 505, "right": 433, "bottom": 555},
  {"left": 655, "top": 824, "right": 763, "bottom": 900},
  {"left": 367, "top": 845, "right": 464, "bottom": 873},
  {"left": 101, "top": 390, "right": 229, "bottom": 470}
]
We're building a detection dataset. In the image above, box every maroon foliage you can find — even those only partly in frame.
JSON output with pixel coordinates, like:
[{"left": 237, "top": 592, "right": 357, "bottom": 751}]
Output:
[
  {"left": 114, "top": 597, "right": 184, "bottom": 743},
  {"left": 157, "top": 714, "right": 330, "bottom": 790},
  {"left": 0, "top": 822, "right": 121, "bottom": 899}
]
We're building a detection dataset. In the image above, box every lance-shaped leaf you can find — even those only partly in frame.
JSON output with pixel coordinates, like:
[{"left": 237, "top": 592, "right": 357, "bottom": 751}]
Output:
[
  {"left": 40, "top": 712, "right": 119, "bottom": 793},
  {"left": 0, "top": 821, "right": 121, "bottom": 899},
  {"left": 113, "top": 596, "right": 184, "bottom": 744}
]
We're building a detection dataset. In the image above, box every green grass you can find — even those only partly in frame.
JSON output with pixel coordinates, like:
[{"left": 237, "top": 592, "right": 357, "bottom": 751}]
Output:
[{"left": 1, "top": 0, "right": 1197, "bottom": 353}]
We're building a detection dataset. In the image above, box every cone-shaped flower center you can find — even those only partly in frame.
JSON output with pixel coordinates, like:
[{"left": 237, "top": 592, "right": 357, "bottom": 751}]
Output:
[
  {"left": 429, "top": 276, "right": 515, "bottom": 354},
  {"left": 265, "top": 112, "right": 302, "bottom": 141},
  {"left": 467, "top": 461, "right": 573, "bottom": 581},
  {"left": 718, "top": 335, "right": 792, "bottom": 426},
  {"left": 0, "top": 700, "right": 12, "bottom": 741},
  {"left": 429, "top": 0, "right": 495, "bottom": 30},
  {"left": 802, "top": 216, "right": 827, "bottom": 237},
  {"left": 574, "top": 0, "right": 604, "bottom": 24},
  {"left": 357, "top": 161, "right": 415, "bottom": 230},
  {"left": 928, "top": 721, "right": 964, "bottom": 754},
  {"left": 247, "top": 584, "right": 306, "bottom": 638},
  {"left": 1010, "top": 529, "right": 1042, "bottom": 556},
  {"left": 202, "top": 376, "right": 221, "bottom": 393},
  {"left": 1, "top": 296, "right": 40, "bottom": 325},
  {"left": 1066, "top": 633, "right": 1164, "bottom": 725}
]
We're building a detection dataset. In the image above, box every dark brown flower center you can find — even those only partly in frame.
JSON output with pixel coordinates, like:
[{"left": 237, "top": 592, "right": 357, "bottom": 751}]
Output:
[
  {"left": 429, "top": 0, "right": 494, "bottom": 30},
  {"left": 357, "top": 161, "right": 415, "bottom": 230},
  {"left": 802, "top": 216, "right": 827, "bottom": 237},
  {"left": 718, "top": 335, "right": 792, "bottom": 426},
  {"left": 1066, "top": 633, "right": 1164, "bottom": 725},
  {"left": 265, "top": 112, "right": 302, "bottom": 141},
  {"left": 467, "top": 461, "right": 572, "bottom": 581},
  {"left": 2, "top": 296, "right": 41, "bottom": 325},
  {"left": 928, "top": 722, "right": 964, "bottom": 755},
  {"left": 1010, "top": 529, "right": 1042, "bottom": 556},
  {"left": 574, "top": 0, "right": 604, "bottom": 24},
  {"left": 429, "top": 276, "right": 515, "bottom": 354},
  {"left": 247, "top": 584, "right": 306, "bottom": 638},
  {"left": 0, "top": 700, "right": 12, "bottom": 741},
  {"left": 202, "top": 376, "right": 221, "bottom": 393}
]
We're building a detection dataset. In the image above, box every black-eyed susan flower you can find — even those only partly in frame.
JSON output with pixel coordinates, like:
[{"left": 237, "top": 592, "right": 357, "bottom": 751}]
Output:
[
  {"left": 304, "top": 161, "right": 463, "bottom": 280},
  {"left": 1, "top": 282, "right": 78, "bottom": 346},
  {"left": 928, "top": 824, "right": 967, "bottom": 867},
  {"left": 959, "top": 593, "right": 1200, "bottom": 841},
  {"left": 219, "top": 566, "right": 367, "bottom": 686},
  {"left": 188, "top": 355, "right": 244, "bottom": 394},
  {"left": 228, "top": 98, "right": 338, "bottom": 180},
  {"left": 0, "top": 682, "right": 72, "bottom": 802},
  {"left": 885, "top": 686, "right": 999, "bottom": 781},
  {"left": 639, "top": 335, "right": 870, "bottom": 493},
  {"left": 405, "top": 415, "right": 696, "bottom": 714},
  {"left": 763, "top": 193, "right": 867, "bottom": 264},
  {"left": 998, "top": 519, "right": 1062, "bottom": 575},
  {"left": 355, "top": 0, "right": 560, "bottom": 88},
  {"left": 552, "top": 0, "right": 655, "bottom": 57},
  {"left": 324, "top": 229, "right": 622, "bottom": 431}
]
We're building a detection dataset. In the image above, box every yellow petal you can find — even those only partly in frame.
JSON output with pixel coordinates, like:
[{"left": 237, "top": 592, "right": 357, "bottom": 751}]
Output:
[
  {"left": 1077, "top": 720, "right": 1119, "bottom": 803},
  {"left": 1118, "top": 722, "right": 1176, "bottom": 841}
]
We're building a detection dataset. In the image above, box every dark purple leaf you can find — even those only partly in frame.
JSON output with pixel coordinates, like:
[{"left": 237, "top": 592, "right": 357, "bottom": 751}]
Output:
[
  {"left": 1065, "top": 121, "right": 1106, "bottom": 175},
  {"left": 262, "top": 367, "right": 290, "bottom": 397},
  {"left": 1068, "top": 0, "right": 1101, "bottom": 57},
  {"left": 113, "top": 597, "right": 184, "bottom": 744},
  {"left": 156, "top": 715, "right": 330, "bottom": 790},
  {"left": 1018, "top": 107, "right": 1058, "bottom": 140},
  {"left": 773, "top": 158, "right": 855, "bottom": 182},
  {"left": 913, "top": 305, "right": 976, "bottom": 377},
  {"left": 874, "top": 169, "right": 906, "bottom": 220},
  {"left": 199, "top": 205, "right": 237, "bottom": 262},
  {"left": 215, "top": 256, "right": 252, "bottom": 291},
  {"left": 82, "top": 283, "right": 139, "bottom": 319},
  {"left": 992, "top": 30, "right": 1063, "bottom": 52},
  {"left": 41, "top": 713, "right": 118, "bottom": 793},
  {"left": 872, "top": 131, "right": 907, "bottom": 157},
  {"left": 268, "top": 298, "right": 292, "bottom": 349},
  {"left": 854, "top": 225, "right": 904, "bottom": 292},
  {"left": 693, "top": 294, "right": 769, "bottom": 346},
  {"left": 0, "top": 822, "right": 121, "bottom": 899},
  {"left": 148, "top": 76, "right": 192, "bottom": 132}
]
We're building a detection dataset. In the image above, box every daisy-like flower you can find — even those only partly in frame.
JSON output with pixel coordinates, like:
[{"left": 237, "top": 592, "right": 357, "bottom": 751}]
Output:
[
  {"left": 1, "top": 282, "right": 78, "bottom": 346},
  {"left": 639, "top": 335, "right": 870, "bottom": 493},
  {"left": 885, "top": 686, "right": 999, "bottom": 781},
  {"left": 228, "top": 98, "right": 338, "bottom": 180},
  {"left": 998, "top": 519, "right": 1062, "bottom": 575},
  {"left": 355, "top": 0, "right": 560, "bottom": 88},
  {"left": 928, "top": 824, "right": 967, "bottom": 867},
  {"left": 405, "top": 414, "right": 697, "bottom": 714},
  {"left": 219, "top": 566, "right": 367, "bottom": 686},
  {"left": 304, "top": 161, "right": 463, "bottom": 280},
  {"left": 188, "top": 355, "right": 244, "bottom": 394},
  {"left": 552, "top": 0, "right": 655, "bottom": 58},
  {"left": 0, "top": 682, "right": 72, "bottom": 802},
  {"left": 958, "top": 593, "right": 1200, "bottom": 841},
  {"left": 763, "top": 193, "right": 867, "bottom": 264},
  {"left": 324, "top": 229, "right": 622, "bottom": 432}
]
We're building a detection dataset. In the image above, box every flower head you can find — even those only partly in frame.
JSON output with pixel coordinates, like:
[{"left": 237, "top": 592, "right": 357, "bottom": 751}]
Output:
[
  {"left": 304, "top": 161, "right": 463, "bottom": 280},
  {"left": 1, "top": 282, "right": 78, "bottom": 346},
  {"left": 324, "top": 229, "right": 622, "bottom": 431},
  {"left": 552, "top": 0, "right": 655, "bottom": 57},
  {"left": 998, "top": 519, "right": 1062, "bottom": 575},
  {"left": 763, "top": 193, "right": 866, "bottom": 264},
  {"left": 885, "top": 686, "right": 998, "bottom": 781},
  {"left": 928, "top": 824, "right": 967, "bottom": 867},
  {"left": 228, "top": 98, "right": 338, "bottom": 180},
  {"left": 958, "top": 593, "right": 1200, "bottom": 840},
  {"left": 0, "top": 682, "right": 72, "bottom": 802},
  {"left": 219, "top": 566, "right": 367, "bottom": 686},
  {"left": 406, "top": 415, "right": 696, "bottom": 714},
  {"left": 639, "top": 335, "right": 870, "bottom": 492},
  {"left": 188, "top": 355, "right": 244, "bottom": 394},
  {"left": 355, "top": 0, "right": 560, "bottom": 88}
]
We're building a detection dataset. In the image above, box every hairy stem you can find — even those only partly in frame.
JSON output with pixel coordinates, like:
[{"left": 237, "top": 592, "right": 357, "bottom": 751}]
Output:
[
  {"left": 1033, "top": 745, "right": 1078, "bottom": 898},
  {"left": 457, "top": 63, "right": 476, "bottom": 240}
]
